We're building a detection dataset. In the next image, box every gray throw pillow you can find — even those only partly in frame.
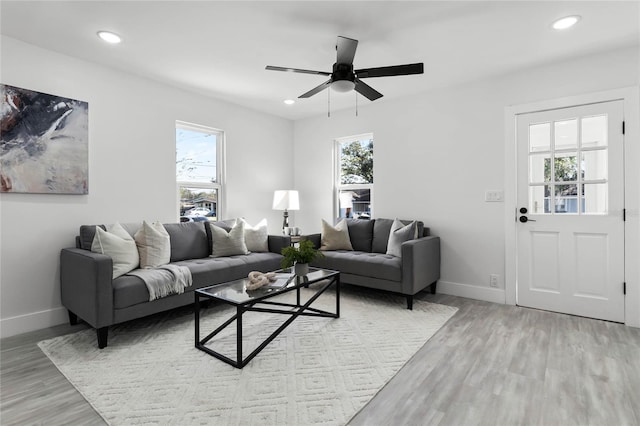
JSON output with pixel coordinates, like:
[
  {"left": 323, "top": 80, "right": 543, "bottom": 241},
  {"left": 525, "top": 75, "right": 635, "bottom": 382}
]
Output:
[
  {"left": 386, "top": 219, "right": 417, "bottom": 257},
  {"left": 210, "top": 220, "right": 249, "bottom": 257}
]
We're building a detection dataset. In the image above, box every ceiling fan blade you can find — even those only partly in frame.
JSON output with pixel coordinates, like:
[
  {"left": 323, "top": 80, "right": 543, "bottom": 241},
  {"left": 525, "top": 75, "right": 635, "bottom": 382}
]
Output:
[
  {"left": 336, "top": 36, "right": 358, "bottom": 65},
  {"left": 355, "top": 63, "right": 424, "bottom": 78},
  {"left": 265, "top": 65, "right": 331, "bottom": 76},
  {"left": 299, "top": 79, "right": 332, "bottom": 98},
  {"left": 354, "top": 79, "right": 383, "bottom": 101}
]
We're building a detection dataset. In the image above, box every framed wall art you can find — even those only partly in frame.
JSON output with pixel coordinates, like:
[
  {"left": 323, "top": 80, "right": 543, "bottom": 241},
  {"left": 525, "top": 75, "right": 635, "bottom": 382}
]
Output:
[{"left": 1, "top": 84, "right": 88, "bottom": 194}]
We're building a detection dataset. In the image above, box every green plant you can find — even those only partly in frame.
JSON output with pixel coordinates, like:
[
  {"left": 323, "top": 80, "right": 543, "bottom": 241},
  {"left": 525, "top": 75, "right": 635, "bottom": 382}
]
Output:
[{"left": 281, "top": 240, "right": 323, "bottom": 269}]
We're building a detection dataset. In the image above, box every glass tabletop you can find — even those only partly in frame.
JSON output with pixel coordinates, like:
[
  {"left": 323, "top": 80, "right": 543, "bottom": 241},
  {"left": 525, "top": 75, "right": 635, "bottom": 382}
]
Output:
[{"left": 196, "top": 267, "right": 339, "bottom": 305}]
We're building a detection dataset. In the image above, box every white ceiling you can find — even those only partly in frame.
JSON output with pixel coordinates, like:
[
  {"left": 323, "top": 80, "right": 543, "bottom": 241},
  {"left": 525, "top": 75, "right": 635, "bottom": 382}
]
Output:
[{"left": 1, "top": 1, "right": 638, "bottom": 120}]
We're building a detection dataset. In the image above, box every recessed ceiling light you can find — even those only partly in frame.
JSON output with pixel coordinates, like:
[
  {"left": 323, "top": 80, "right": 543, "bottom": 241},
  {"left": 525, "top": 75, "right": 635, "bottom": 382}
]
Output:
[
  {"left": 552, "top": 15, "right": 581, "bottom": 30},
  {"left": 97, "top": 31, "right": 122, "bottom": 44},
  {"left": 284, "top": 99, "right": 295, "bottom": 105}
]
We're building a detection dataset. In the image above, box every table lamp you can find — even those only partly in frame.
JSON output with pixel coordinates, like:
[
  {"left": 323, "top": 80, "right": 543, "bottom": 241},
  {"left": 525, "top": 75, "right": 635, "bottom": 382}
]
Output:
[{"left": 272, "top": 190, "right": 299, "bottom": 233}]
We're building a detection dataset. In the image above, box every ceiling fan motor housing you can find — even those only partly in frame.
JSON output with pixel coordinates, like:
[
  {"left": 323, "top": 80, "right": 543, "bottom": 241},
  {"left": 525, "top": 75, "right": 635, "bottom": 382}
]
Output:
[{"left": 331, "top": 63, "right": 356, "bottom": 92}]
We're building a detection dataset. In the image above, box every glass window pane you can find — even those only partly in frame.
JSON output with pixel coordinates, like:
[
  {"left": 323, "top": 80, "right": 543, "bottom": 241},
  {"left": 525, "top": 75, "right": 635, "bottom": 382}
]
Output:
[
  {"left": 529, "top": 185, "right": 551, "bottom": 214},
  {"left": 338, "top": 188, "right": 371, "bottom": 219},
  {"left": 554, "top": 184, "right": 579, "bottom": 213},
  {"left": 179, "top": 187, "right": 217, "bottom": 220},
  {"left": 581, "top": 115, "right": 607, "bottom": 148},
  {"left": 530, "top": 154, "right": 551, "bottom": 183},
  {"left": 582, "top": 150, "right": 608, "bottom": 181},
  {"left": 583, "top": 183, "right": 607, "bottom": 214},
  {"left": 176, "top": 128, "right": 217, "bottom": 183},
  {"left": 554, "top": 119, "right": 578, "bottom": 150},
  {"left": 554, "top": 153, "right": 578, "bottom": 182},
  {"left": 340, "top": 139, "right": 373, "bottom": 184},
  {"left": 529, "top": 123, "right": 550, "bottom": 152}
]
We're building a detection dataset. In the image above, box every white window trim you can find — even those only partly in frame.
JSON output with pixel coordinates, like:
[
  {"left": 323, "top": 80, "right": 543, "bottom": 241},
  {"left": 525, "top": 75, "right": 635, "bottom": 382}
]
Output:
[
  {"left": 334, "top": 133, "right": 374, "bottom": 221},
  {"left": 176, "top": 120, "right": 225, "bottom": 221}
]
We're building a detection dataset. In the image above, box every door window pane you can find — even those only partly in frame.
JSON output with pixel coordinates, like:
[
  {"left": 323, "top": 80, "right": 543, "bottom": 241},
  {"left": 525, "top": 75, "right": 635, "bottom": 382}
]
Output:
[
  {"left": 530, "top": 185, "right": 551, "bottom": 214},
  {"left": 530, "top": 154, "right": 551, "bottom": 183},
  {"left": 583, "top": 183, "right": 607, "bottom": 214},
  {"left": 581, "top": 115, "right": 607, "bottom": 148},
  {"left": 554, "top": 184, "right": 578, "bottom": 214},
  {"left": 554, "top": 153, "right": 578, "bottom": 182},
  {"left": 582, "top": 150, "right": 607, "bottom": 181},
  {"left": 529, "top": 123, "right": 550, "bottom": 152},
  {"left": 554, "top": 119, "right": 578, "bottom": 150}
]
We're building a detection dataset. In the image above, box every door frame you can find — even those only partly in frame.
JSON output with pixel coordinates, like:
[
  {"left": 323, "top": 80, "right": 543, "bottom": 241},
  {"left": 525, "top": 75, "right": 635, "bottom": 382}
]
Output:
[{"left": 504, "top": 87, "right": 640, "bottom": 327}]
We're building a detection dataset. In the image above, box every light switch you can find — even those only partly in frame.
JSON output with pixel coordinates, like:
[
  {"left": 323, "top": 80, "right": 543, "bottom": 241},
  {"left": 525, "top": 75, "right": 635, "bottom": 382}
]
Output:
[{"left": 485, "top": 190, "right": 504, "bottom": 202}]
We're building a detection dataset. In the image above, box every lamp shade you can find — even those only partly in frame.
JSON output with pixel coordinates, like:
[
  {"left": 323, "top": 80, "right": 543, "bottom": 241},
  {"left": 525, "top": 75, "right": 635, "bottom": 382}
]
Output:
[{"left": 272, "top": 190, "right": 299, "bottom": 211}]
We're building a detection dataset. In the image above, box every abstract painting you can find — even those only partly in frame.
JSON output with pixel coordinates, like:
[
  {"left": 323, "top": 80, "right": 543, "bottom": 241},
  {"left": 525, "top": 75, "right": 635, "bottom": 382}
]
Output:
[{"left": 1, "top": 84, "right": 88, "bottom": 194}]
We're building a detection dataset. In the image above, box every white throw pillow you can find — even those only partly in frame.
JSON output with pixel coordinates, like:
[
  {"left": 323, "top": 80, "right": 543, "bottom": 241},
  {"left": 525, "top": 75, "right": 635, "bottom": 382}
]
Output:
[
  {"left": 320, "top": 219, "right": 353, "bottom": 251},
  {"left": 241, "top": 218, "right": 269, "bottom": 252},
  {"left": 134, "top": 221, "right": 171, "bottom": 268},
  {"left": 210, "top": 220, "right": 249, "bottom": 257},
  {"left": 91, "top": 222, "right": 140, "bottom": 279},
  {"left": 386, "top": 219, "right": 418, "bottom": 257}
]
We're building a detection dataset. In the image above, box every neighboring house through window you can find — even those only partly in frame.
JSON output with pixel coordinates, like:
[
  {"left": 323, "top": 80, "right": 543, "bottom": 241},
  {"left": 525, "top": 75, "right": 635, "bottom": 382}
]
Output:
[
  {"left": 176, "top": 121, "right": 224, "bottom": 221},
  {"left": 335, "top": 133, "right": 373, "bottom": 220}
]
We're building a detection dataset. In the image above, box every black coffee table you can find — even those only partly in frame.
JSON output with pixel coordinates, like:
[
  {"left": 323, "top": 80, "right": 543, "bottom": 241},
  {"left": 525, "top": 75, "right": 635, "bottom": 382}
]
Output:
[{"left": 194, "top": 267, "right": 340, "bottom": 369}]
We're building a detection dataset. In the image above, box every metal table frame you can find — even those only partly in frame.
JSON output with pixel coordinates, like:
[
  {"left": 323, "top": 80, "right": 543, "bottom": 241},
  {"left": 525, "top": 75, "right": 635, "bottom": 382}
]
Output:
[{"left": 195, "top": 271, "right": 340, "bottom": 369}]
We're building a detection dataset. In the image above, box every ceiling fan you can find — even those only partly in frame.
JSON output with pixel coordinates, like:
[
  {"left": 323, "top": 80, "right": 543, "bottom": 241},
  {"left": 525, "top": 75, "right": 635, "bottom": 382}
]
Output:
[{"left": 266, "top": 36, "right": 424, "bottom": 101}]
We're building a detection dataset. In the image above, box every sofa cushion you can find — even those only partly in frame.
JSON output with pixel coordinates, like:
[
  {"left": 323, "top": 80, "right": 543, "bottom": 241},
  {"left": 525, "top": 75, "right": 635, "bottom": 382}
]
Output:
[
  {"left": 311, "top": 250, "right": 401, "bottom": 282},
  {"left": 386, "top": 219, "right": 417, "bottom": 257},
  {"left": 320, "top": 219, "right": 353, "bottom": 251},
  {"left": 372, "top": 219, "right": 425, "bottom": 253},
  {"left": 113, "top": 252, "right": 284, "bottom": 309},
  {"left": 134, "top": 221, "right": 171, "bottom": 268},
  {"left": 346, "top": 219, "right": 374, "bottom": 252},
  {"left": 210, "top": 220, "right": 249, "bottom": 257},
  {"left": 91, "top": 223, "right": 139, "bottom": 279},
  {"left": 163, "top": 222, "right": 209, "bottom": 262}
]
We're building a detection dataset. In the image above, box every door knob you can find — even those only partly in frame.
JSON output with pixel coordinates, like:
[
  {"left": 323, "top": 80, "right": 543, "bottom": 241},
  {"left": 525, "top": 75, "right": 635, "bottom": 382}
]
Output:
[{"left": 519, "top": 216, "right": 536, "bottom": 223}]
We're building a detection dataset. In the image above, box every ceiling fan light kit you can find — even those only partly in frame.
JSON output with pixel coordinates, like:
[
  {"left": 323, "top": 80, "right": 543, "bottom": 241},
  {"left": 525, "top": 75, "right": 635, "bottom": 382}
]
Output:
[{"left": 266, "top": 36, "right": 424, "bottom": 106}]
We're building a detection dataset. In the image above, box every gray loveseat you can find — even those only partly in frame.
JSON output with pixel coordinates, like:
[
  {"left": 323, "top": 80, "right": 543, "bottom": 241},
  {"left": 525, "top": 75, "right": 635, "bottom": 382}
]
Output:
[
  {"left": 60, "top": 221, "right": 289, "bottom": 348},
  {"left": 304, "top": 218, "right": 440, "bottom": 309}
]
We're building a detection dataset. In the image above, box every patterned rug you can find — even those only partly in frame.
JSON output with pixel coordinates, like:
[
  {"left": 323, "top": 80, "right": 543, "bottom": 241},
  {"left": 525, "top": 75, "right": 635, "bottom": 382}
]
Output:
[{"left": 39, "top": 286, "right": 457, "bottom": 425}]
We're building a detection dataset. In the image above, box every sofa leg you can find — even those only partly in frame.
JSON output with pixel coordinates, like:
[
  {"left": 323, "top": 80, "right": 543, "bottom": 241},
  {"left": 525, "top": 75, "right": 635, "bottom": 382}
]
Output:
[
  {"left": 430, "top": 281, "right": 437, "bottom": 294},
  {"left": 97, "top": 327, "right": 108, "bottom": 349},
  {"left": 68, "top": 310, "right": 78, "bottom": 326},
  {"left": 406, "top": 295, "right": 413, "bottom": 310}
]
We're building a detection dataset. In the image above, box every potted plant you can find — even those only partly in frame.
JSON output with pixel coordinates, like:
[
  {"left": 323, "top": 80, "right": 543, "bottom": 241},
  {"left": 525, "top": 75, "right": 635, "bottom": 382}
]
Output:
[{"left": 281, "top": 239, "right": 323, "bottom": 275}]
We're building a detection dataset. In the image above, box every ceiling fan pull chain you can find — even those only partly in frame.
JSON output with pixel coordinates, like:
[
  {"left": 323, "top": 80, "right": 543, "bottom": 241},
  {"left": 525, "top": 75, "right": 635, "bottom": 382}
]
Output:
[
  {"left": 356, "top": 92, "right": 358, "bottom": 117},
  {"left": 328, "top": 86, "right": 331, "bottom": 118}
]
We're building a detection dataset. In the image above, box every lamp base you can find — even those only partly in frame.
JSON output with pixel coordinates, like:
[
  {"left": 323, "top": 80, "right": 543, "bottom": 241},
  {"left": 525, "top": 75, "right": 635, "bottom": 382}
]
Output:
[{"left": 282, "top": 210, "right": 289, "bottom": 234}]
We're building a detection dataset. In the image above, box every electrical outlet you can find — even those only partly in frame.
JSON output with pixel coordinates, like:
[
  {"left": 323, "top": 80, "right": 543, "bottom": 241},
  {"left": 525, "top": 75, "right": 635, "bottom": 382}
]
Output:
[{"left": 489, "top": 274, "right": 499, "bottom": 288}]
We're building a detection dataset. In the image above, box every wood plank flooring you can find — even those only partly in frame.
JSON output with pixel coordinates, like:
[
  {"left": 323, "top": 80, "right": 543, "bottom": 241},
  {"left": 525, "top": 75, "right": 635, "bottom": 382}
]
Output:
[{"left": 2, "top": 291, "right": 639, "bottom": 425}]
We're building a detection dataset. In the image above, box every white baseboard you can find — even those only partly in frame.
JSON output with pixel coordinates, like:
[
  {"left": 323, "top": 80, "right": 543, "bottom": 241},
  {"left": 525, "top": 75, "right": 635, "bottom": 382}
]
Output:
[
  {"left": 0, "top": 306, "right": 68, "bottom": 339},
  {"left": 437, "top": 280, "right": 506, "bottom": 304}
]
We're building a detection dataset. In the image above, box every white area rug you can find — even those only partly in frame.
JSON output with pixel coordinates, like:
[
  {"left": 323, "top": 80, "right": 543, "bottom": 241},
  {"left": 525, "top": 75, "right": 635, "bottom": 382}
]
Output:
[{"left": 39, "top": 286, "right": 457, "bottom": 425}]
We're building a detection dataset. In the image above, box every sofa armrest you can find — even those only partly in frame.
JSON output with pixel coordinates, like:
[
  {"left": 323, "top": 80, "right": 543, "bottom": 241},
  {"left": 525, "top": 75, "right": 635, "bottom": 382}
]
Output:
[
  {"left": 60, "top": 248, "right": 114, "bottom": 328},
  {"left": 401, "top": 236, "right": 440, "bottom": 295},
  {"left": 268, "top": 235, "right": 291, "bottom": 255},
  {"left": 301, "top": 233, "right": 321, "bottom": 249}
]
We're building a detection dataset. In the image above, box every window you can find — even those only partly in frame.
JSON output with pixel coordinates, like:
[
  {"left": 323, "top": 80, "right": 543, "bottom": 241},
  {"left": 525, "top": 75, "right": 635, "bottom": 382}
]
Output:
[
  {"left": 176, "top": 122, "right": 224, "bottom": 221},
  {"left": 335, "top": 134, "right": 373, "bottom": 220},
  {"left": 528, "top": 115, "right": 608, "bottom": 215}
]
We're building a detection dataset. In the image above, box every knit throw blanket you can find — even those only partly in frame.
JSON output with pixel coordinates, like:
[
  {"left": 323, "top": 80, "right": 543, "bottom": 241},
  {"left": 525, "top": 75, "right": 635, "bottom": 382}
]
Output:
[{"left": 127, "top": 264, "right": 192, "bottom": 301}]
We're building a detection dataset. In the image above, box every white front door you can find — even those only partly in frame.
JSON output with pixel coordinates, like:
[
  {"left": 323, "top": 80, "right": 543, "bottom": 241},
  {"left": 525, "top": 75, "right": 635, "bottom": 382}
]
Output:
[{"left": 516, "top": 100, "right": 625, "bottom": 322}]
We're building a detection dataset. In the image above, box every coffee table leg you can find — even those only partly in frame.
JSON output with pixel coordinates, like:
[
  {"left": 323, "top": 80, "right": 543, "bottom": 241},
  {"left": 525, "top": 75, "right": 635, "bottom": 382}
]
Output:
[
  {"left": 195, "top": 292, "right": 200, "bottom": 347},
  {"left": 336, "top": 275, "right": 340, "bottom": 318},
  {"left": 237, "top": 306, "right": 243, "bottom": 367}
]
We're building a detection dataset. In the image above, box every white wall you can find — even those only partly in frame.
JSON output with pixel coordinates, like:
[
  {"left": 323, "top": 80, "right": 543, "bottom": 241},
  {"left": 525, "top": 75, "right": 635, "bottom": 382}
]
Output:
[
  {"left": 0, "top": 36, "right": 294, "bottom": 337},
  {"left": 293, "top": 46, "right": 640, "bottom": 304}
]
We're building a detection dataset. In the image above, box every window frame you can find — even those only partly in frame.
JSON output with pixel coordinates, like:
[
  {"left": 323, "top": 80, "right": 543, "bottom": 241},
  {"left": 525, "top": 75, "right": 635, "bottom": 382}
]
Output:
[
  {"left": 176, "top": 121, "right": 225, "bottom": 221},
  {"left": 334, "top": 133, "right": 374, "bottom": 221}
]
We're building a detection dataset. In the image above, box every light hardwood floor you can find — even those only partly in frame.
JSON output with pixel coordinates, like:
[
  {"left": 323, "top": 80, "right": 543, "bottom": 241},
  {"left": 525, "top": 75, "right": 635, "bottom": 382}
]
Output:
[{"left": 2, "top": 291, "right": 639, "bottom": 425}]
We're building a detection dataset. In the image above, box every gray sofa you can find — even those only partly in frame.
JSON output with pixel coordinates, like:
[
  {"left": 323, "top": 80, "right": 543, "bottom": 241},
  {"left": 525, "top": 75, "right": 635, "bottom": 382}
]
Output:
[
  {"left": 304, "top": 218, "right": 440, "bottom": 309},
  {"left": 60, "top": 221, "right": 289, "bottom": 348}
]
